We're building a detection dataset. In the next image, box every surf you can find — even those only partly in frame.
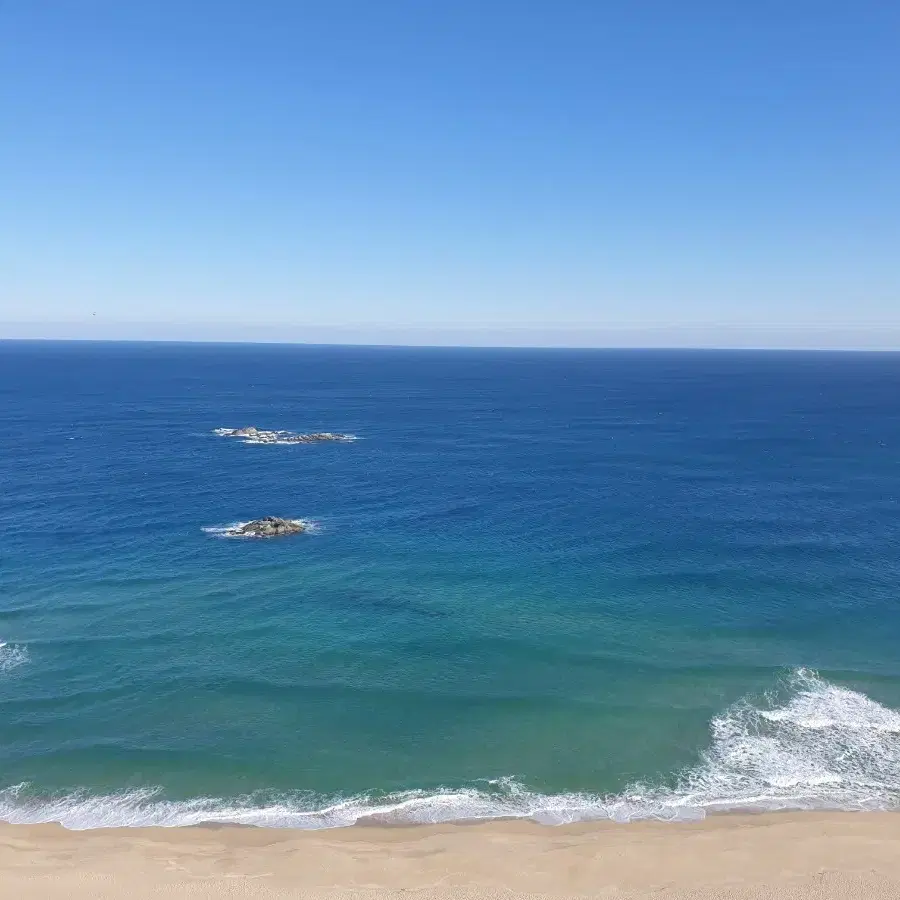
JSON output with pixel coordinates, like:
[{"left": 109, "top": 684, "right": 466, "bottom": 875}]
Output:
[{"left": 1, "top": 669, "right": 898, "bottom": 830}]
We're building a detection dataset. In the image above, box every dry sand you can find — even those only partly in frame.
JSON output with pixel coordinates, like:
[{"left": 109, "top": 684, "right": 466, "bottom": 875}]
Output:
[{"left": 1, "top": 812, "right": 899, "bottom": 899}]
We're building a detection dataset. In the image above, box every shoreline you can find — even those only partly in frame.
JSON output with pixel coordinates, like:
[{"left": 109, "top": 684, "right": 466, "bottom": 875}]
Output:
[{"left": 3, "top": 811, "right": 900, "bottom": 898}]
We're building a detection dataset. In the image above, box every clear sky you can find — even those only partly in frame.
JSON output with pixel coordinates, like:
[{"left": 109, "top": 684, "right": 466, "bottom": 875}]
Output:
[{"left": 1, "top": 1, "right": 899, "bottom": 347}]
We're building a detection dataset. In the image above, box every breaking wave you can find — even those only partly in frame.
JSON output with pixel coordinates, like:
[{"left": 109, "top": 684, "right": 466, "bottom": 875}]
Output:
[
  {"left": 0, "top": 642, "right": 28, "bottom": 674},
  {"left": 2, "top": 669, "right": 899, "bottom": 829}
]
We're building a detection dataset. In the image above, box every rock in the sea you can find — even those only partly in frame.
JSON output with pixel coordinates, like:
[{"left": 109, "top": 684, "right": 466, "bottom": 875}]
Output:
[
  {"left": 229, "top": 517, "right": 307, "bottom": 537},
  {"left": 214, "top": 426, "right": 354, "bottom": 443}
]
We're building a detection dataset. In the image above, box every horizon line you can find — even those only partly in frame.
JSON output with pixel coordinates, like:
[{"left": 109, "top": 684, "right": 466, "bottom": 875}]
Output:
[
  {"left": 3, "top": 321, "right": 900, "bottom": 351},
  {"left": 3, "top": 336, "right": 900, "bottom": 353}
]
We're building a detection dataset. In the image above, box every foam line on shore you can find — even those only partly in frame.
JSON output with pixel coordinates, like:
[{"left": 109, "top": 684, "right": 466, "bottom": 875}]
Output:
[{"left": 1, "top": 670, "right": 899, "bottom": 830}]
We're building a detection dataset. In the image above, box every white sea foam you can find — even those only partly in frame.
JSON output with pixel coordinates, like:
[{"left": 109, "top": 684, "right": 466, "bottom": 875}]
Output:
[
  {"left": 202, "top": 521, "right": 252, "bottom": 537},
  {"left": 212, "top": 429, "right": 294, "bottom": 435},
  {"left": 240, "top": 436, "right": 358, "bottom": 446},
  {"left": 2, "top": 669, "right": 899, "bottom": 829},
  {"left": 0, "top": 642, "right": 28, "bottom": 673}
]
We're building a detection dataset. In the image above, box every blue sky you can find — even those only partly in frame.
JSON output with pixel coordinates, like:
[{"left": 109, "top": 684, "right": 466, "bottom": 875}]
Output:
[{"left": 1, "top": 1, "right": 898, "bottom": 346}]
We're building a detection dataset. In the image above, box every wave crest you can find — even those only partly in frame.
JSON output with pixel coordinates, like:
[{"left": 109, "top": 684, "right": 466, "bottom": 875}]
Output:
[
  {"left": 617, "top": 668, "right": 900, "bottom": 819},
  {"left": 0, "top": 642, "right": 28, "bottom": 674}
]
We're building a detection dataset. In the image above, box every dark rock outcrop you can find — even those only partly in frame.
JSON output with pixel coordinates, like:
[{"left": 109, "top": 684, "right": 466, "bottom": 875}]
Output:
[
  {"left": 214, "top": 427, "right": 354, "bottom": 443},
  {"left": 227, "top": 517, "right": 307, "bottom": 537}
]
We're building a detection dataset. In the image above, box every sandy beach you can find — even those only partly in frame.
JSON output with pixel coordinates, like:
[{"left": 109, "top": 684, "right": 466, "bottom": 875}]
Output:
[{"left": 0, "top": 812, "right": 898, "bottom": 899}]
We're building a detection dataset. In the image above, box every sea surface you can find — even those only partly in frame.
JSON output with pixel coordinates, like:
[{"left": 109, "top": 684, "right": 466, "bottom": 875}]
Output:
[{"left": 1, "top": 341, "right": 900, "bottom": 828}]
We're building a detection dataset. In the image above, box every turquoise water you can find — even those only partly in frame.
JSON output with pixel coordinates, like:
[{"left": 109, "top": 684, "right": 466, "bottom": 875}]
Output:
[{"left": 1, "top": 341, "right": 900, "bottom": 827}]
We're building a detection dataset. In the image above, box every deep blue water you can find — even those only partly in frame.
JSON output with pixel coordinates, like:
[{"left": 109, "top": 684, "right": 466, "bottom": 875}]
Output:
[{"left": 1, "top": 341, "right": 900, "bottom": 828}]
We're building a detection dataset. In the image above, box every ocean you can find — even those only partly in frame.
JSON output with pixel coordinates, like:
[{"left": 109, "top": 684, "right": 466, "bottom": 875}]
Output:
[{"left": 1, "top": 340, "right": 899, "bottom": 829}]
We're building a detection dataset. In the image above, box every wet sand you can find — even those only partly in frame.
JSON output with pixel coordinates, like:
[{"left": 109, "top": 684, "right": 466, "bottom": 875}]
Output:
[{"left": 1, "top": 811, "right": 899, "bottom": 898}]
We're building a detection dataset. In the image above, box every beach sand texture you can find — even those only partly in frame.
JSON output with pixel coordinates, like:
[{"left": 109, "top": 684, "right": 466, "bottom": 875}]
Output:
[{"left": 1, "top": 813, "right": 899, "bottom": 899}]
